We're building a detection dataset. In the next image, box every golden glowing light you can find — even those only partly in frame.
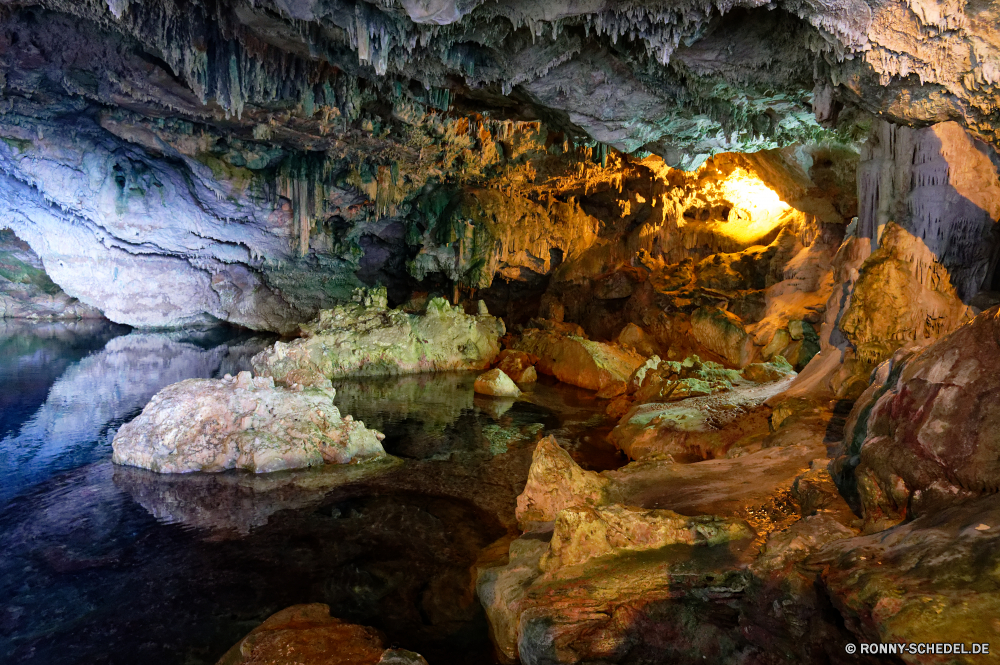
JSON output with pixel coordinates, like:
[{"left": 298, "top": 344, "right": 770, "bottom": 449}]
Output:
[
  {"left": 716, "top": 171, "right": 793, "bottom": 245},
  {"left": 673, "top": 165, "right": 795, "bottom": 247}
]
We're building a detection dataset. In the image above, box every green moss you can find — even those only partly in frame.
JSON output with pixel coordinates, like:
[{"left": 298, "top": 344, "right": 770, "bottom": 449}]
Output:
[
  {"left": 0, "top": 251, "right": 62, "bottom": 295},
  {"left": 0, "top": 136, "right": 33, "bottom": 154},
  {"left": 195, "top": 152, "right": 254, "bottom": 194}
]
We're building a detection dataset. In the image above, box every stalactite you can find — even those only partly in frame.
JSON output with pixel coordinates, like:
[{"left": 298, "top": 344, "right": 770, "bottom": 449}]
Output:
[{"left": 275, "top": 152, "right": 332, "bottom": 258}]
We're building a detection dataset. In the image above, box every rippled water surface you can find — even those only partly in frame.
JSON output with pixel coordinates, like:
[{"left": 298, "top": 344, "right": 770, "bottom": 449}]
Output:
[{"left": 0, "top": 321, "right": 623, "bottom": 665}]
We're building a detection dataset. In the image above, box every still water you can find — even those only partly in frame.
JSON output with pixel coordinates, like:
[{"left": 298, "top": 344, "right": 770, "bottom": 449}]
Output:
[{"left": 0, "top": 320, "right": 623, "bottom": 665}]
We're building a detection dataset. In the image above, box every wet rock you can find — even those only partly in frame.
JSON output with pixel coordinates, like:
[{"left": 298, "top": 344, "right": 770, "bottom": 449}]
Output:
[
  {"left": 839, "top": 223, "right": 971, "bottom": 365},
  {"left": 514, "top": 329, "right": 645, "bottom": 392},
  {"left": 691, "top": 306, "right": 756, "bottom": 367},
  {"left": 112, "top": 371, "right": 385, "bottom": 474},
  {"left": 515, "top": 436, "right": 611, "bottom": 528},
  {"left": 814, "top": 496, "right": 1000, "bottom": 656},
  {"left": 541, "top": 504, "right": 753, "bottom": 570},
  {"left": 253, "top": 289, "right": 504, "bottom": 386},
  {"left": 474, "top": 368, "right": 521, "bottom": 398},
  {"left": 216, "top": 603, "right": 428, "bottom": 665},
  {"left": 845, "top": 306, "right": 1000, "bottom": 529},
  {"left": 495, "top": 349, "right": 538, "bottom": 383}
]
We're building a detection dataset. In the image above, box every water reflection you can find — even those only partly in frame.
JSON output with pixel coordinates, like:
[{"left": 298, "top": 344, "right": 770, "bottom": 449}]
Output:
[
  {"left": 0, "top": 319, "right": 126, "bottom": 440},
  {"left": 0, "top": 324, "right": 275, "bottom": 503},
  {"left": 112, "top": 457, "right": 402, "bottom": 536},
  {"left": 0, "top": 323, "right": 622, "bottom": 665}
]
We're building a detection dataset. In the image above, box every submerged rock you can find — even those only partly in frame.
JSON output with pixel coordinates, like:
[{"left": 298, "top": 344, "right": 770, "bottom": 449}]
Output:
[
  {"left": 112, "top": 371, "right": 385, "bottom": 474},
  {"left": 216, "top": 603, "right": 428, "bottom": 665},
  {"left": 253, "top": 289, "right": 504, "bottom": 386},
  {"left": 514, "top": 329, "right": 645, "bottom": 392},
  {"left": 474, "top": 368, "right": 521, "bottom": 397}
]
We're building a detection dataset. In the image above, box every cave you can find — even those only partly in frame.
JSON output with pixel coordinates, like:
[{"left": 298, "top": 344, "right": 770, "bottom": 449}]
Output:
[{"left": 2, "top": 1, "right": 999, "bottom": 664}]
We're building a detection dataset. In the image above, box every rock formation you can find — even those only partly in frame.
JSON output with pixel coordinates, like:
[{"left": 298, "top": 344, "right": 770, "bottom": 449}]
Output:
[
  {"left": 473, "top": 368, "right": 521, "bottom": 398},
  {"left": 112, "top": 371, "right": 385, "bottom": 473},
  {"left": 0, "top": 230, "right": 103, "bottom": 319},
  {"left": 5, "top": 0, "right": 1000, "bottom": 662},
  {"left": 0, "top": 326, "right": 273, "bottom": 501},
  {"left": 514, "top": 330, "right": 645, "bottom": 392},
  {"left": 252, "top": 288, "right": 504, "bottom": 385},
  {"left": 216, "top": 604, "right": 428, "bottom": 665},
  {"left": 840, "top": 306, "right": 1000, "bottom": 530}
]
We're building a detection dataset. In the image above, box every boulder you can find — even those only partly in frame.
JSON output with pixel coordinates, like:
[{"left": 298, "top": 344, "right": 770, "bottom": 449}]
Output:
[
  {"left": 629, "top": 355, "right": 743, "bottom": 405},
  {"left": 611, "top": 356, "right": 796, "bottom": 460},
  {"left": 740, "top": 356, "right": 796, "bottom": 383},
  {"left": 541, "top": 504, "right": 753, "bottom": 570},
  {"left": 615, "top": 322, "right": 663, "bottom": 357},
  {"left": 253, "top": 288, "right": 504, "bottom": 386},
  {"left": 691, "top": 306, "right": 756, "bottom": 367},
  {"left": 839, "top": 223, "right": 971, "bottom": 365},
  {"left": 215, "top": 603, "right": 429, "bottom": 665},
  {"left": 474, "top": 368, "right": 521, "bottom": 397},
  {"left": 845, "top": 306, "right": 1000, "bottom": 528},
  {"left": 514, "top": 329, "right": 645, "bottom": 391},
  {"left": 112, "top": 371, "right": 385, "bottom": 474},
  {"left": 515, "top": 436, "right": 611, "bottom": 528},
  {"left": 495, "top": 349, "right": 538, "bottom": 383}
]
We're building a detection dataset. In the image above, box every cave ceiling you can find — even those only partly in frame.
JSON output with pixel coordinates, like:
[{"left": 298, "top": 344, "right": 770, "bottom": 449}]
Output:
[
  {"left": 1, "top": 0, "right": 996, "bottom": 164},
  {"left": 0, "top": 0, "right": 997, "bottom": 331}
]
